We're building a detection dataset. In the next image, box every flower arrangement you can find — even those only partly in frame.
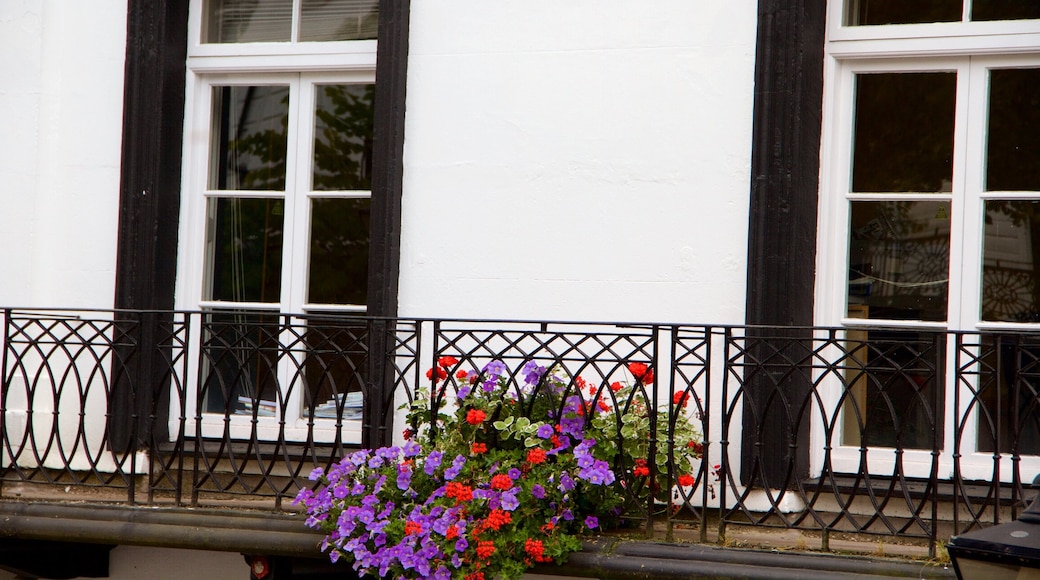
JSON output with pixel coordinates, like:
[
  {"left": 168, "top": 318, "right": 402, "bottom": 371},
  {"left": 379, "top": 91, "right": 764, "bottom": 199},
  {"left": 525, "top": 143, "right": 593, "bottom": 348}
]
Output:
[{"left": 296, "top": 357, "right": 703, "bottom": 580}]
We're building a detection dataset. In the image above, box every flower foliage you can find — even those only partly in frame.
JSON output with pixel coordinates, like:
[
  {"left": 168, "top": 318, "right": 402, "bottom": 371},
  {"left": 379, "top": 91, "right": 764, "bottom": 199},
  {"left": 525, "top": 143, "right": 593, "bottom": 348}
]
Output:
[{"left": 296, "top": 357, "right": 702, "bottom": 579}]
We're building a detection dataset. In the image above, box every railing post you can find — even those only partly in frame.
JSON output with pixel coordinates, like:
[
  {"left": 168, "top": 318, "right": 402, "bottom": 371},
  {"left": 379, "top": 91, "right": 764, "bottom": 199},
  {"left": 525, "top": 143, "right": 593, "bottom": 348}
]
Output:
[{"left": 363, "top": 318, "right": 388, "bottom": 449}]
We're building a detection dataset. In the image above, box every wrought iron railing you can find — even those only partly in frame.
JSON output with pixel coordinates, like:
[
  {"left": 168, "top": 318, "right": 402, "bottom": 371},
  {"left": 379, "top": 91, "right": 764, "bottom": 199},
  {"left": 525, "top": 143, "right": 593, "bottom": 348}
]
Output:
[{"left": 3, "top": 308, "right": 1040, "bottom": 551}]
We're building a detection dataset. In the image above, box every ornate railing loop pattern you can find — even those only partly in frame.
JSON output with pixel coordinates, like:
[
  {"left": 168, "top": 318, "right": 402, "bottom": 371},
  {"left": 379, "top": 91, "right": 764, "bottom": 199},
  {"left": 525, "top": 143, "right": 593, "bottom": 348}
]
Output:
[{"left": 2, "top": 308, "right": 1040, "bottom": 550}]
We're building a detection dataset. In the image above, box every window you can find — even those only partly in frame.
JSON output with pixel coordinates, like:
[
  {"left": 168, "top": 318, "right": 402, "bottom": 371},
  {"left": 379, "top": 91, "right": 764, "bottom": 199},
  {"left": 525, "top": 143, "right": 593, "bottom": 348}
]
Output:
[
  {"left": 818, "top": 1, "right": 1040, "bottom": 478},
  {"left": 176, "top": 0, "right": 379, "bottom": 443}
]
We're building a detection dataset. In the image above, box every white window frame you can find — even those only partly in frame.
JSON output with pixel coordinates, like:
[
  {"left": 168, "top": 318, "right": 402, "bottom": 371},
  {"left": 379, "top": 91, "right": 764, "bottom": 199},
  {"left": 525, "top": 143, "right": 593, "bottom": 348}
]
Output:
[
  {"left": 815, "top": 2, "right": 1040, "bottom": 481},
  {"left": 173, "top": 0, "right": 377, "bottom": 444}
]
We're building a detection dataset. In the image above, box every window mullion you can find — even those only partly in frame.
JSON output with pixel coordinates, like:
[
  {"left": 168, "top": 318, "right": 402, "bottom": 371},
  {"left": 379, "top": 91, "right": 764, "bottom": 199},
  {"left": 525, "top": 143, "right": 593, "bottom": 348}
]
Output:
[{"left": 946, "top": 58, "right": 979, "bottom": 331}]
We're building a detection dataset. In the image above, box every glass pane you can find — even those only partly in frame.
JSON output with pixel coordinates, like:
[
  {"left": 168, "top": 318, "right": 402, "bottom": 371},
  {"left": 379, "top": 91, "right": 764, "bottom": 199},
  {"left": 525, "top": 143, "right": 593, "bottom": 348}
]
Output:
[
  {"left": 300, "top": 0, "right": 379, "bottom": 41},
  {"left": 204, "top": 0, "right": 292, "bottom": 43},
  {"left": 840, "top": 329, "right": 944, "bottom": 450},
  {"left": 312, "top": 84, "right": 375, "bottom": 191},
  {"left": 972, "top": 0, "right": 1040, "bottom": 21},
  {"left": 982, "top": 201, "right": 1040, "bottom": 322},
  {"left": 308, "top": 198, "right": 370, "bottom": 305},
  {"left": 845, "top": 0, "right": 961, "bottom": 25},
  {"left": 200, "top": 311, "right": 281, "bottom": 415},
  {"left": 852, "top": 73, "right": 957, "bottom": 193},
  {"left": 301, "top": 318, "right": 368, "bottom": 420},
  {"left": 985, "top": 69, "right": 1040, "bottom": 192},
  {"left": 206, "top": 198, "right": 284, "bottom": 303},
  {"left": 974, "top": 334, "right": 1040, "bottom": 456},
  {"left": 847, "top": 201, "right": 951, "bottom": 321},
  {"left": 209, "top": 85, "right": 289, "bottom": 191}
]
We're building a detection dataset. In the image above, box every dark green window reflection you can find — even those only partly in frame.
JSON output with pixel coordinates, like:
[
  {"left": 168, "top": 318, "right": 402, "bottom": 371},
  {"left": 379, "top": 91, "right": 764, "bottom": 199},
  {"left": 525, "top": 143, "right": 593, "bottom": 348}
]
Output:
[
  {"left": 209, "top": 85, "right": 289, "bottom": 191},
  {"left": 986, "top": 69, "right": 1040, "bottom": 193},
  {"left": 847, "top": 201, "right": 951, "bottom": 322},
  {"left": 312, "top": 84, "right": 374, "bottom": 191},
  {"left": 308, "top": 198, "right": 370, "bottom": 305},
  {"left": 200, "top": 311, "right": 281, "bottom": 414},
  {"left": 840, "top": 329, "right": 944, "bottom": 450},
  {"left": 852, "top": 73, "right": 956, "bottom": 193},
  {"left": 973, "top": 0, "right": 1040, "bottom": 21},
  {"left": 845, "top": 0, "right": 960, "bottom": 25},
  {"left": 206, "top": 198, "right": 284, "bottom": 303},
  {"left": 982, "top": 201, "right": 1040, "bottom": 322}
]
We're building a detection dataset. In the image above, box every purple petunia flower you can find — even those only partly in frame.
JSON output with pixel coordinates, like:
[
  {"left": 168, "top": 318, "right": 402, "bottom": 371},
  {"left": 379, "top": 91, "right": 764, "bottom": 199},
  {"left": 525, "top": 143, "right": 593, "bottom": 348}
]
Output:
[
  {"left": 508, "top": 467, "right": 521, "bottom": 480},
  {"left": 500, "top": 490, "right": 519, "bottom": 511},
  {"left": 585, "top": 516, "right": 599, "bottom": 529},
  {"left": 424, "top": 450, "right": 444, "bottom": 476},
  {"left": 483, "top": 360, "right": 506, "bottom": 376},
  {"left": 522, "top": 360, "right": 547, "bottom": 385},
  {"left": 402, "top": 440, "right": 422, "bottom": 458},
  {"left": 536, "top": 424, "right": 554, "bottom": 439},
  {"left": 531, "top": 484, "right": 545, "bottom": 499}
]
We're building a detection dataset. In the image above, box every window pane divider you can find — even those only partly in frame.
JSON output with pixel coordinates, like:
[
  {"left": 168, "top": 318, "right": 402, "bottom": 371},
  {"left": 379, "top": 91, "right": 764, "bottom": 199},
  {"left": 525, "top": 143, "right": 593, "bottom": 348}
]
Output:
[
  {"left": 199, "top": 300, "right": 282, "bottom": 311},
  {"left": 204, "top": 190, "right": 286, "bottom": 198},
  {"left": 841, "top": 318, "right": 948, "bottom": 330}
]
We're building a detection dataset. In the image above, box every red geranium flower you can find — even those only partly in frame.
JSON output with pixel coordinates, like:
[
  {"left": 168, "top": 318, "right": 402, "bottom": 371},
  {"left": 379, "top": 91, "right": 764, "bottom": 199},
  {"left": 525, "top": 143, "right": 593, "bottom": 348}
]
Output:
[
  {"left": 527, "top": 448, "right": 547, "bottom": 465},
  {"left": 628, "top": 362, "right": 654, "bottom": 384},
  {"left": 677, "top": 474, "right": 696, "bottom": 487},
  {"left": 456, "top": 369, "right": 470, "bottom": 380},
  {"left": 438, "top": 356, "right": 459, "bottom": 368},
  {"left": 471, "top": 442, "right": 488, "bottom": 454},
  {"left": 426, "top": 366, "right": 447, "bottom": 382},
  {"left": 466, "top": 409, "right": 487, "bottom": 425},
  {"left": 673, "top": 391, "right": 690, "bottom": 408},
  {"left": 490, "top": 474, "right": 513, "bottom": 491},
  {"left": 476, "top": 540, "right": 496, "bottom": 560}
]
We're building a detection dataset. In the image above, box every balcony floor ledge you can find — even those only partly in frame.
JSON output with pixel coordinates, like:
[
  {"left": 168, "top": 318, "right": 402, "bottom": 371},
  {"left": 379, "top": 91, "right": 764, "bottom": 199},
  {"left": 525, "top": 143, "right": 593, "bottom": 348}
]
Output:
[{"left": 0, "top": 501, "right": 955, "bottom": 579}]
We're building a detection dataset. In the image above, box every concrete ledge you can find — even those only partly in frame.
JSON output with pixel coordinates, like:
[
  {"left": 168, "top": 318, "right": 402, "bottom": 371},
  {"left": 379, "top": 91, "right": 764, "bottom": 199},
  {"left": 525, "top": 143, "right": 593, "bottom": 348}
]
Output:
[{"left": 0, "top": 502, "right": 957, "bottom": 579}]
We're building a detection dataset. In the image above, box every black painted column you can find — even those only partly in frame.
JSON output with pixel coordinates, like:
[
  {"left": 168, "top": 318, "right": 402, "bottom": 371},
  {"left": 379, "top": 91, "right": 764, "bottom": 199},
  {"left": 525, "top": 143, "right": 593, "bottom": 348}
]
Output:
[
  {"left": 742, "top": 0, "right": 827, "bottom": 486},
  {"left": 364, "top": 0, "right": 411, "bottom": 449},
  {"left": 111, "top": 0, "right": 189, "bottom": 451}
]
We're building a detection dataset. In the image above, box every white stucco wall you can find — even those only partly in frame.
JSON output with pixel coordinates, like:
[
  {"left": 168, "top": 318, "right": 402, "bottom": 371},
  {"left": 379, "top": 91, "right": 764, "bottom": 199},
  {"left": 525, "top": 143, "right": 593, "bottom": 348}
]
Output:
[
  {"left": 0, "top": 546, "right": 247, "bottom": 580},
  {"left": 0, "top": 1, "right": 126, "bottom": 308},
  {"left": 399, "top": 0, "right": 758, "bottom": 324}
]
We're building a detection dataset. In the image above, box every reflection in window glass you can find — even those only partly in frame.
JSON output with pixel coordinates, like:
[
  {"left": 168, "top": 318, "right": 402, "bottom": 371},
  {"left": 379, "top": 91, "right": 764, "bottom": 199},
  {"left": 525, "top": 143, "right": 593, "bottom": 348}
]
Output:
[
  {"left": 975, "top": 334, "right": 1040, "bottom": 456},
  {"left": 300, "top": 0, "right": 379, "bottom": 41},
  {"left": 308, "top": 198, "right": 370, "bottom": 305},
  {"left": 201, "top": 311, "right": 281, "bottom": 415},
  {"left": 845, "top": 0, "right": 960, "bottom": 25},
  {"left": 972, "top": 0, "right": 1040, "bottom": 21},
  {"left": 301, "top": 318, "right": 368, "bottom": 419},
  {"left": 852, "top": 73, "right": 956, "bottom": 193},
  {"left": 204, "top": 0, "right": 292, "bottom": 43},
  {"left": 206, "top": 198, "right": 284, "bottom": 303},
  {"left": 209, "top": 85, "right": 289, "bottom": 191},
  {"left": 840, "top": 329, "right": 944, "bottom": 450},
  {"left": 986, "top": 69, "right": 1040, "bottom": 192},
  {"left": 982, "top": 201, "right": 1040, "bottom": 322},
  {"left": 847, "top": 201, "right": 951, "bottom": 322},
  {"left": 312, "top": 84, "right": 375, "bottom": 191}
]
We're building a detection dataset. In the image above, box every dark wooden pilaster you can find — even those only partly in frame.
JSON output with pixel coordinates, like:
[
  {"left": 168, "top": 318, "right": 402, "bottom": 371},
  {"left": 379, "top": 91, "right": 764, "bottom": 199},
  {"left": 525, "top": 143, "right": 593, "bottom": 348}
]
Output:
[
  {"left": 742, "top": 0, "right": 827, "bottom": 486},
  {"left": 111, "top": 0, "right": 189, "bottom": 451}
]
